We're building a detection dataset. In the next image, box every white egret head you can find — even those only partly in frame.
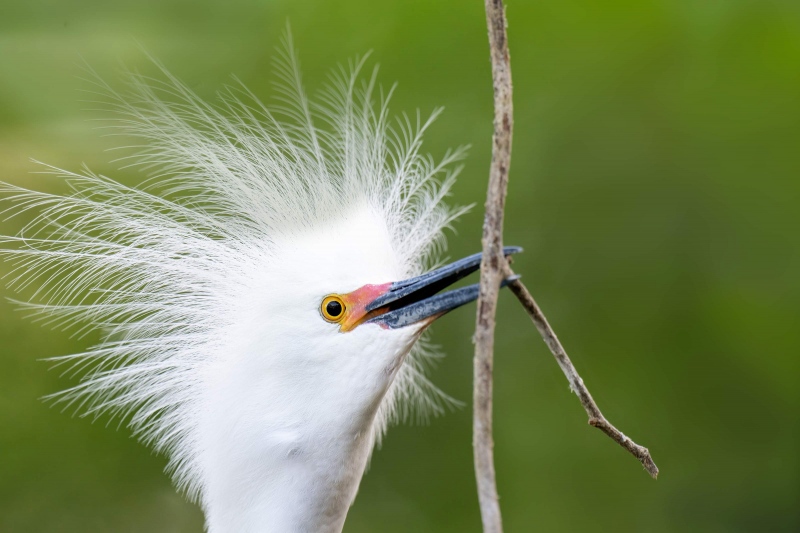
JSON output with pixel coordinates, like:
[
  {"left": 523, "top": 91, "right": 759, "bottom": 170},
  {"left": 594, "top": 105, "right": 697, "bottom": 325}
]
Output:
[{"left": 1, "top": 37, "right": 518, "bottom": 532}]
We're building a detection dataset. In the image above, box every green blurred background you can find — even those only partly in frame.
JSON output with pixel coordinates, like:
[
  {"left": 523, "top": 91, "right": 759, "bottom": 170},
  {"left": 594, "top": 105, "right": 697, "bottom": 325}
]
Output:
[{"left": 1, "top": 0, "right": 798, "bottom": 531}]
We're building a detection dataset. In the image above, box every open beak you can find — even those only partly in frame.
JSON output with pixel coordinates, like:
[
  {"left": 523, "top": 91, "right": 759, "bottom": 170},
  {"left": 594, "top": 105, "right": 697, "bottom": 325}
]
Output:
[{"left": 356, "top": 246, "right": 522, "bottom": 330}]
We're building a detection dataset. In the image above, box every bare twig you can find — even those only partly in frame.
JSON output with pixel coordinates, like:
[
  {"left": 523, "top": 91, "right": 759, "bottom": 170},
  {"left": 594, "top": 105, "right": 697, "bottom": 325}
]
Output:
[
  {"left": 471, "top": 1, "right": 657, "bottom": 529},
  {"left": 473, "top": 0, "right": 512, "bottom": 531},
  {"left": 504, "top": 272, "right": 659, "bottom": 479}
]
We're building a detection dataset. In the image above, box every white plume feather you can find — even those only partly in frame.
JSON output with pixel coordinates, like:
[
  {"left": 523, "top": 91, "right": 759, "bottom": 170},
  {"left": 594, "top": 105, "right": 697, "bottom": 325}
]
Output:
[{"left": 0, "top": 33, "right": 468, "bottom": 500}]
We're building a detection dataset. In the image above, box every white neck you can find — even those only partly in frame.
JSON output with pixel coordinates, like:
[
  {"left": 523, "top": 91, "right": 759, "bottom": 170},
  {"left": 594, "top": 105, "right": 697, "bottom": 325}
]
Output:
[
  {"left": 198, "top": 323, "right": 415, "bottom": 533},
  {"left": 203, "top": 412, "right": 377, "bottom": 533}
]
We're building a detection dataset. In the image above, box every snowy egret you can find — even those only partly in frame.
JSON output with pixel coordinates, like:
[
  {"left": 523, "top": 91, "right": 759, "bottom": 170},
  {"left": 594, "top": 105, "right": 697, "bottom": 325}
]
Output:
[{"left": 1, "top": 41, "right": 519, "bottom": 532}]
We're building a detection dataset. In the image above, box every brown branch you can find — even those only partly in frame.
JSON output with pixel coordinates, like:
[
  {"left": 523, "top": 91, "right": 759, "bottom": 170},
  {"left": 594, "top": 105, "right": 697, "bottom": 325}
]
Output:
[
  {"left": 474, "top": 0, "right": 657, "bottom": 529},
  {"left": 473, "top": 0, "right": 512, "bottom": 532},
  {"left": 504, "top": 272, "right": 659, "bottom": 479}
]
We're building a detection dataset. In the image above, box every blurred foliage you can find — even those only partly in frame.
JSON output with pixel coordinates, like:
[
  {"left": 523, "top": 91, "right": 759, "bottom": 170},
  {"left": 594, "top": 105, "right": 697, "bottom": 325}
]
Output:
[{"left": 1, "top": 0, "right": 798, "bottom": 531}]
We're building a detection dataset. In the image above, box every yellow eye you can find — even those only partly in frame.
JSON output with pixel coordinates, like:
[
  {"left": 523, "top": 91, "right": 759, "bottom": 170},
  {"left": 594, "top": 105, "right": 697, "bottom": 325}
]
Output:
[{"left": 321, "top": 295, "right": 346, "bottom": 322}]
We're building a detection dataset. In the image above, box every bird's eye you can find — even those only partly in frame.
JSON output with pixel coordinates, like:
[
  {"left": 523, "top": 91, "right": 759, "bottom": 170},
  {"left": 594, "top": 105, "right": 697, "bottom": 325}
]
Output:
[{"left": 321, "top": 295, "right": 346, "bottom": 322}]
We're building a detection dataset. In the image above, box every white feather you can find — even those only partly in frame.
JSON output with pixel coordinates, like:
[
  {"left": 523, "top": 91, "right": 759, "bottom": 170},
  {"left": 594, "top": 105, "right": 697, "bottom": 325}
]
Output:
[{"left": 1, "top": 33, "right": 468, "bottom": 531}]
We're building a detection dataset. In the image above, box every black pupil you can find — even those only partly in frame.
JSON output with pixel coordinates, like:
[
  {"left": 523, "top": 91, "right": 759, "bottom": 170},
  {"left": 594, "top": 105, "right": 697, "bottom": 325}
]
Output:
[{"left": 326, "top": 300, "right": 343, "bottom": 317}]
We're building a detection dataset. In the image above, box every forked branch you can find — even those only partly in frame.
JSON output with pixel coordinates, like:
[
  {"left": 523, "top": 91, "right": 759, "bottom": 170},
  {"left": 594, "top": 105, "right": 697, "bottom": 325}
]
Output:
[{"left": 473, "top": 0, "right": 658, "bottom": 530}]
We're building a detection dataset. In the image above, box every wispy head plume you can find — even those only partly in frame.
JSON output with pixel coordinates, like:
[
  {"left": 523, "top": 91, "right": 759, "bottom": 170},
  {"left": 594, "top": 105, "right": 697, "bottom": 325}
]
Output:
[{"left": 0, "top": 32, "right": 468, "bottom": 500}]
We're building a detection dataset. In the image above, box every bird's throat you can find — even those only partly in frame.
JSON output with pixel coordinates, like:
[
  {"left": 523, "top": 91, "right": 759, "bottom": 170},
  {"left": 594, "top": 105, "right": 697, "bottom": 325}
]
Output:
[{"left": 199, "top": 300, "right": 421, "bottom": 533}]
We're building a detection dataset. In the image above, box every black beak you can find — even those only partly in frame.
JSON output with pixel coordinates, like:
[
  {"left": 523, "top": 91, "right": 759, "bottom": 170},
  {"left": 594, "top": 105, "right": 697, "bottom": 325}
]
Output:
[{"left": 365, "top": 246, "right": 522, "bottom": 329}]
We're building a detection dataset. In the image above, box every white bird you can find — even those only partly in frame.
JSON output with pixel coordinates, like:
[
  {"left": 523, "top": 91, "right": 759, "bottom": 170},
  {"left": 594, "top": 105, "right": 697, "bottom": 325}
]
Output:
[{"left": 1, "top": 37, "right": 518, "bottom": 532}]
